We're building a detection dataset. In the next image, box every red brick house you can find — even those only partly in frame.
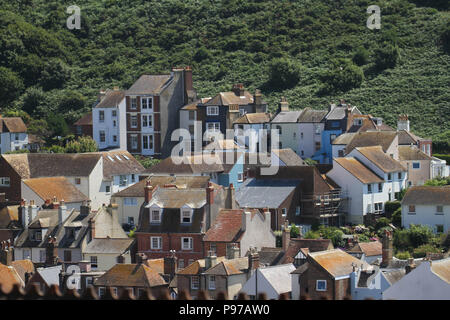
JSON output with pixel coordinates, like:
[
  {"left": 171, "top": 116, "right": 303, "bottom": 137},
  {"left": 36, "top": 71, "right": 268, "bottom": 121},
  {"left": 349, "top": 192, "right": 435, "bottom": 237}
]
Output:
[
  {"left": 136, "top": 181, "right": 237, "bottom": 269},
  {"left": 73, "top": 112, "right": 93, "bottom": 138}
]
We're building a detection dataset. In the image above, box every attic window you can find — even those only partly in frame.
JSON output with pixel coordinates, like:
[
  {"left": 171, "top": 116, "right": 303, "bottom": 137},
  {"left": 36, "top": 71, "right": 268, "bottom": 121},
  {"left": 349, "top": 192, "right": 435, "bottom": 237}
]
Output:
[
  {"left": 107, "top": 156, "right": 115, "bottom": 162},
  {"left": 115, "top": 155, "right": 121, "bottom": 161},
  {"left": 123, "top": 155, "right": 130, "bottom": 160},
  {"left": 181, "top": 208, "right": 193, "bottom": 224}
]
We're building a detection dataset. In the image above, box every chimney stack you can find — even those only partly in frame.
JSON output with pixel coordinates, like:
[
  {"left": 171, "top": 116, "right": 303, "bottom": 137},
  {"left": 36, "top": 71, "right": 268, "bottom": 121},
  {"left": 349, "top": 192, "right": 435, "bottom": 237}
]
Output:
[
  {"left": 232, "top": 83, "right": 245, "bottom": 97},
  {"left": 405, "top": 258, "right": 417, "bottom": 274},
  {"left": 51, "top": 196, "right": 59, "bottom": 209},
  {"left": 45, "top": 236, "right": 58, "bottom": 266},
  {"left": 88, "top": 218, "right": 95, "bottom": 241},
  {"left": 136, "top": 253, "right": 147, "bottom": 265},
  {"left": 58, "top": 199, "right": 68, "bottom": 224},
  {"left": 397, "top": 114, "right": 410, "bottom": 132},
  {"left": 117, "top": 254, "right": 125, "bottom": 264},
  {"left": 145, "top": 180, "right": 154, "bottom": 203},
  {"left": 107, "top": 203, "right": 119, "bottom": 223},
  {"left": 0, "top": 240, "right": 13, "bottom": 266},
  {"left": 278, "top": 96, "right": 289, "bottom": 112},
  {"left": 79, "top": 260, "right": 92, "bottom": 273},
  {"left": 381, "top": 230, "right": 393, "bottom": 268},
  {"left": 226, "top": 243, "right": 240, "bottom": 260},
  {"left": 206, "top": 182, "right": 214, "bottom": 205},
  {"left": 20, "top": 199, "right": 28, "bottom": 229},
  {"left": 248, "top": 247, "right": 260, "bottom": 270},
  {"left": 205, "top": 250, "right": 217, "bottom": 270},
  {"left": 80, "top": 201, "right": 91, "bottom": 215},
  {"left": 228, "top": 183, "right": 236, "bottom": 209},
  {"left": 164, "top": 250, "right": 178, "bottom": 280},
  {"left": 282, "top": 220, "right": 291, "bottom": 252},
  {"left": 184, "top": 66, "right": 193, "bottom": 92},
  {"left": 28, "top": 200, "right": 38, "bottom": 224}
]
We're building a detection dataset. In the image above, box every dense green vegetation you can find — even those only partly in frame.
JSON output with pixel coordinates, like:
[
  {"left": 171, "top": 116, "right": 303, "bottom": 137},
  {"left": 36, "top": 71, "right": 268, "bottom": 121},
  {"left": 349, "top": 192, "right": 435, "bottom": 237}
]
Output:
[{"left": 0, "top": 0, "right": 448, "bottom": 149}]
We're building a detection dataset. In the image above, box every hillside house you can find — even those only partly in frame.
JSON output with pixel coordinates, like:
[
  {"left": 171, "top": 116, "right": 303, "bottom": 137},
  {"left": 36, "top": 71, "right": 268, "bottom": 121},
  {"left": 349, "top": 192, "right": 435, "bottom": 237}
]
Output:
[{"left": 0, "top": 117, "right": 28, "bottom": 154}]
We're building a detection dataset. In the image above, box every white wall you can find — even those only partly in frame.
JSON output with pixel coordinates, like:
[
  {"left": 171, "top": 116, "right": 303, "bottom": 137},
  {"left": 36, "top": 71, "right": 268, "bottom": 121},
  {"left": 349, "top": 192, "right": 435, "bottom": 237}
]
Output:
[
  {"left": 83, "top": 252, "right": 131, "bottom": 271},
  {"left": 0, "top": 132, "right": 28, "bottom": 154},
  {"left": 402, "top": 204, "right": 449, "bottom": 233},
  {"left": 112, "top": 196, "right": 144, "bottom": 226},
  {"left": 298, "top": 123, "right": 323, "bottom": 159},
  {"left": 21, "top": 182, "right": 83, "bottom": 211},
  {"left": 240, "top": 211, "right": 276, "bottom": 256},
  {"left": 291, "top": 273, "right": 300, "bottom": 300},
  {"left": 93, "top": 98, "right": 126, "bottom": 150}
]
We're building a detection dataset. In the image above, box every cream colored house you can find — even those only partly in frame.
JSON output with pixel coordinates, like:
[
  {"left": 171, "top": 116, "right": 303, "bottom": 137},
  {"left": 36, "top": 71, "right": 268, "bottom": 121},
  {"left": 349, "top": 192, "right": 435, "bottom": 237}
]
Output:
[
  {"left": 82, "top": 238, "right": 133, "bottom": 271},
  {"left": 398, "top": 145, "right": 433, "bottom": 186}
]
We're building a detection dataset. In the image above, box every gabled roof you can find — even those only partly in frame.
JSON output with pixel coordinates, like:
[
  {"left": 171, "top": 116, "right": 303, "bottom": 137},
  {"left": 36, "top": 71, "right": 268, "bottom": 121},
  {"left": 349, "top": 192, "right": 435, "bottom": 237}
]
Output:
[
  {"left": 332, "top": 133, "right": 356, "bottom": 145},
  {"left": 271, "top": 149, "right": 306, "bottom": 166},
  {"left": 92, "top": 151, "right": 145, "bottom": 179},
  {"left": 297, "top": 108, "right": 327, "bottom": 123},
  {"left": 93, "top": 263, "right": 167, "bottom": 288},
  {"left": 234, "top": 113, "right": 271, "bottom": 124},
  {"left": 235, "top": 178, "right": 299, "bottom": 209},
  {"left": 83, "top": 238, "right": 134, "bottom": 254},
  {"left": 177, "top": 257, "right": 227, "bottom": 275},
  {"left": 348, "top": 241, "right": 382, "bottom": 257},
  {"left": 271, "top": 111, "right": 303, "bottom": 123},
  {"left": 243, "top": 264, "right": 296, "bottom": 295},
  {"left": 258, "top": 247, "right": 285, "bottom": 267},
  {"left": 126, "top": 74, "right": 172, "bottom": 95},
  {"left": 0, "top": 117, "right": 27, "bottom": 133},
  {"left": 35, "top": 265, "right": 62, "bottom": 287},
  {"left": 282, "top": 238, "right": 334, "bottom": 264},
  {"left": 430, "top": 258, "right": 450, "bottom": 284},
  {"left": 334, "top": 157, "right": 384, "bottom": 184},
  {"left": 145, "top": 188, "right": 207, "bottom": 209},
  {"left": 204, "top": 257, "right": 249, "bottom": 276},
  {"left": 306, "top": 249, "right": 370, "bottom": 279},
  {"left": 10, "top": 260, "right": 34, "bottom": 283},
  {"left": 23, "top": 177, "right": 89, "bottom": 203},
  {"left": 0, "top": 263, "right": 24, "bottom": 291},
  {"left": 112, "top": 176, "right": 212, "bottom": 198},
  {"left": 355, "top": 146, "right": 406, "bottom": 173},
  {"left": 2, "top": 153, "right": 102, "bottom": 179},
  {"left": 397, "top": 130, "right": 422, "bottom": 145},
  {"left": 94, "top": 90, "right": 125, "bottom": 108},
  {"left": 74, "top": 112, "right": 93, "bottom": 126},
  {"left": 326, "top": 105, "right": 361, "bottom": 120},
  {"left": 144, "top": 259, "right": 165, "bottom": 275},
  {"left": 401, "top": 186, "right": 450, "bottom": 205},
  {"left": 203, "top": 209, "right": 244, "bottom": 242},
  {"left": 204, "top": 91, "right": 255, "bottom": 106},
  {"left": 398, "top": 146, "right": 432, "bottom": 161},
  {"left": 346, "top": 131, "right": 397, "bottom": 154}
]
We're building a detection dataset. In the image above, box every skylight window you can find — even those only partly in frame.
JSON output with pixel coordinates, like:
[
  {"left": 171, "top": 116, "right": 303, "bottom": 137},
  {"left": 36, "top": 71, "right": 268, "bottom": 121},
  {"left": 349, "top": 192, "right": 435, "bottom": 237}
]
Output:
[
  {"left": 115, "top": 155, "right": 122, "bottom": 161},
  {"left": 123, "top": 155, "right": 130, "bottom": 160},
  {"left": 107, "top": 155, "right": 114, "bottom": 162}
]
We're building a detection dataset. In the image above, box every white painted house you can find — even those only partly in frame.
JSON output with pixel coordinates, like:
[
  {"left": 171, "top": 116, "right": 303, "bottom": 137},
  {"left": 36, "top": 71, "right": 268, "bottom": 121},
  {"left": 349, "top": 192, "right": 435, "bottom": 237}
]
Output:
[
  {"left": 240, "top": 264, "right": 295, "bottom": 299},
  {"left": 327, "top": 146, "right": 407, "bottom": 224},
  {"left": 233, "top": 113, "right": 271, "bottom": 152},
  {"left": 92, "top": 88, "right": 127, "bottom": 151},
  {"left": 383, "top": 258, "right": 450, "bottom": 300},
  {"left": 401, "top": 186, "right": 450, "bottom": 234},
  {"left": 0, "top": 117, "right": 28, "bottom": 154}
]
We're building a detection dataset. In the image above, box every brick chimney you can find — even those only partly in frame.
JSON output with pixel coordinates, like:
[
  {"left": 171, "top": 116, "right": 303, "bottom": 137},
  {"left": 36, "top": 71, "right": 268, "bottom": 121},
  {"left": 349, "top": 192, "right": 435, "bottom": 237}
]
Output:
[
  {"left": 79, "top": 260, "right": 92, "bottom": 273},
  {"left": 136, "top": 253, "right": 147, "bottom": 265},
  {"left": 227, "top": 183, "right": 236, "bottom": 209},
  {"left": 52, "top": 196, "right": 59, "bottom": 209},
  {"left": 88, "top": 218, "right": 95, "bottom": 241},
  {"left": 232, "top": 83, "right": 245, "bottom": 96},
  {"left": 282, "top": 220, "right": 291, "bottom": 252},
  {"left": 206, "top": 182, "right": 215, "bottom": 205},
  {"left": 184, "top": 66, "right": 193, "bottom": 92},
  {"left": 45, "top": 236, "right": 58, "bottom": 266},
  {"left": 278, "top": 96, "right": 289, "bottom": 112},
  {"left": 144, "top": 180, "right": 154, "bottom": 203},
  {"left": 0, "top": 240, "right": 13, "bottom": 265},
  {"left": 381, "top": 230, "right": 393, "bottom": 268},
  {"left": 164, "top": 250, "right": 178, "bottom": 280},
  {"left": 248, "top": 248, "right": 260, "bottom": 270}
]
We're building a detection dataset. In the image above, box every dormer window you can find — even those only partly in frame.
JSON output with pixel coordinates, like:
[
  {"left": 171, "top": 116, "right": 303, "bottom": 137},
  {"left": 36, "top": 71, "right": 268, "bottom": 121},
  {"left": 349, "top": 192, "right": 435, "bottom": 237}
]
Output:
[
  {"left": 180, "top": 208, "right": 193, "bottom": 224},
  {"left": 353, "top": 119, "right": 362, "bottom": 126},
  {"left": 35, "top": 231, "right": 42, "bottom": 241},
  {"left": 150, "top": 208, "right": 162, "bottom": 223}
]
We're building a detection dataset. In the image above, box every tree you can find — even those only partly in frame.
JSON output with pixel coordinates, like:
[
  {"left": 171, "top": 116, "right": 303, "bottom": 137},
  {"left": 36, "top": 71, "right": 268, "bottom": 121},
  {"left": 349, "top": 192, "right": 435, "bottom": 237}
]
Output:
[
  {"left": 0, "top": 67, "right": 24, "bottom": 107},
  {"left": 194, "top": 47, "right": 211, "bottom": 62},
  {"left": 290, "top": 223, "right": 300, "bottom": 238},
  {"left": 268, "top": 58, "right": 302, "bottom": 89},
  {"left": 40, "top": 58, "right": 71, "bottom": 90},
  {"left": 65, "top": 136, "right": 98, "bottom": 153},
  {"left": 46, "top": 114, "right": 70, "bottom": 137},
  {"left": 375, "top": 217, "right": 391, "bottom": 231},
  {"left": 375, "top": 43, "right": 400, "bottom": 70},
  {"left": 352, "top": 46, "right": 369, "bottom": 66},
  {"left": 392, "top": 207, "right": 402, "bottom": 228},
  {"left": 321, "top": 58, "right": 364, "bottom": 93}
]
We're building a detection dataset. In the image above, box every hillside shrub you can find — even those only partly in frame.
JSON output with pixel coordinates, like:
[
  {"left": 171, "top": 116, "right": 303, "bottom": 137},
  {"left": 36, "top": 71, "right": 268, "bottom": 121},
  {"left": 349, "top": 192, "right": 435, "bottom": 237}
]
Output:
[
  {"left": 385, "top": 201, "right": 401, "bottom": 216},
  {"left": 395, "top": 251, "right": 411, "bottom": 260},
  {"left": 321, "top": 58, "right": 364, "bottom": 93},
  {"left": 352, "top": 46, "right": 369, "bottom": 66},
  {"left": 412, "top": 244, "right": 440, "bottom": 258},
  {"left": 374, "top": 43, "right": 400, "bottom": 70},
  {"left": 392, "top": 207, "right": 402, "bottom": 228},
  {"left": 267, "top": 58, "right": 302, "bottom": 89}
]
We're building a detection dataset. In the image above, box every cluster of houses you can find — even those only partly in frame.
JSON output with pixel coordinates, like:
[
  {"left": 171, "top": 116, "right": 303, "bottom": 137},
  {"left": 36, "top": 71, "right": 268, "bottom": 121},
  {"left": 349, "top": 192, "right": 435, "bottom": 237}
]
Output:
[{"left": 0, "top": 67, "right": 449, "bottom": 300}]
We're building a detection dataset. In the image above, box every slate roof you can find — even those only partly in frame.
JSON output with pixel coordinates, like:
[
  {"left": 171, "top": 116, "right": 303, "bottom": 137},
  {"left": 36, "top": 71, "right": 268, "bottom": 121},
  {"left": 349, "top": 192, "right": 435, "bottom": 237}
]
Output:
[
  {"left": 2, "top": 153, "right": 102, "bottom": 179},
  {"left": 355, "top": 146, "right": 406, "bottom": 173},
  {"left": 243, "top": 264, "right": 296, "bottom": 295},
  {"left": 297, "top": 108, "right": 327, "bottom": 123},
  {"left": 126, "top": 74, "right": 172, "bottom": 95},
  {"left": 334, "top": 157, "right": 384, "bottom": 184},
  {"left": 203, "top": 209, "right": 246, "bottom": 242},
  {"left": 235, "top": 178, "right": 299, "bottom": 209},
  {"left": 332, "top": 133, "right": 356, "bottom": 145},
  {"left": 398, "top": 146, "right": 432, "bottom": 161},
  {"left": 234, "top": 113, "right": 271, "bottom": 124},
  {"left": 94, "top": 264, "right": 167, "bottom": 288},
  {"left": 0, "top": 263, "right": 23, "bottom": 291},
  {"left": 326, "top": 105, "right": 361, "bottom": 120},
  {"left": 83, "top": 238, "right": 134, "bottom": 254},
  {"left": 345, "top": 131, "right": 397, "bottom": 154},
  {"left": 381, "top": 269, "right": 406, "bottom": 285},
  {"left": 0, "top": 117, "right": 27, "bottom": 133},
  {"left": 204, "top": 91, "right": 255, "bottom": 106},
  {"left": 401, "top": 186, "right": 450, "bottom": 206},
  {"left": 74, "top": 112, "right": 93, "bottom": 126},
  {"left": 271, "top": 111, "right": 302, "bottom": 123},
  {"left": 23, "top": 177, "right": 88, "bottom": 203},
  {"left": 271, "top": 149, "right": 306, "bottom": 166},
  {"left": 305, "top": 249, "right": 370, "bottom": 279},
  {"left": 112, "top": 176, "right": 212, "bottom": 197},
  {"left": 94, "top": 90, "right": 125, "bottom": 108},
  {"left": 258, "top": 247, "right": 285, "bottom": 267},
  {"left": 93, "top": 150, "right": 145, "bottom": 179}
]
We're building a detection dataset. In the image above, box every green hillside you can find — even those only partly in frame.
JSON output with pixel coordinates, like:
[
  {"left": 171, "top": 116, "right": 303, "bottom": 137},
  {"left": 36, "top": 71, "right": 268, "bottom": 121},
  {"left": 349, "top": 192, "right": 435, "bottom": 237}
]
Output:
[{"left": 0, "top": 0, "right": 449, "bottom": 149}]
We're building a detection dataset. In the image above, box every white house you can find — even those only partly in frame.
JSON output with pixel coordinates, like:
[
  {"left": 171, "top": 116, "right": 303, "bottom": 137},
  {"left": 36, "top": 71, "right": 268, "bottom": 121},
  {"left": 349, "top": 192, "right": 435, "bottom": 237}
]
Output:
[
  {"left": 233, "top": 113, "right": 272, "bottom": 152},
  {"left": 383, "top": 258, "right": 450, "bottom": 300},
  {"left": 92, "top": 88, "right": 127, "bottom": 151},
  {"left": 240, "top": 264, "right": 295, "bottom": 299},
  {"left": 327, "top": 146, "right": 407, "bottom": 224},
  {"left": 401, "top": 186, "right": 450, "bottom": 234},
  {"left": 0, "top": 117, "right": 28, "bottom": 154}
]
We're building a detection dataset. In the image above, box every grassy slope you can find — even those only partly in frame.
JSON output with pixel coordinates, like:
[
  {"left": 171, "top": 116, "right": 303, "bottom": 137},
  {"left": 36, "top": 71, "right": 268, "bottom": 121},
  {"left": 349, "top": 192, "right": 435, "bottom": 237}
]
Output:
[{"left": 0, "top": 0, "right": 448, "bottom": 141}]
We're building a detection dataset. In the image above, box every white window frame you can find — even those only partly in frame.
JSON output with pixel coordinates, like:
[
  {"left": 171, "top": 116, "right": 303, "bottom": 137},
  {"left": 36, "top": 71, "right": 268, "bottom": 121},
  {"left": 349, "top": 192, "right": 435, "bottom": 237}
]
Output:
[
  {"left": 180, "top": 207, "right": 193, "bottom": 224},
  {"left": 119, "top": 175, "right": 127, "bottom": 187},
  {"left": 206, "top": 106, "right": 219, "bottom": 116},
  {"left": 436, "top": 206, "right": 443, "bottom": 215},
  {"left": 412, "top": 162, "right": 420, "bottom": 169},
  {"left": 130, "top": 115, "right": 138, "bottom": 128},
  {"left": 237, "top": 172, "right": 244, "bottom": 182},
  {"left": 295, "top": 206, "right": 301, "bottom": 216},
  {"left": 39, "top": 250, "right": 45, "bottom": 263},
  {"left": 207, "top": 122, "right": 220, "bottom": 132},
  {"left": 112, "top": 110, "right": 117, "bottom": 117},
  {"left": 142, "top": 134, "right": 154, "bottom": 150},
  {"left": 316, "top": 280, "right": 327, "bottom": 291},
  {"left": 0, "top": 177, "right": 10, "bottom": 187},
  {"left": 141, "top": 97, "right": 153, "bottom": 110},
  {"left": 142, "top": 114, "right": 153, "bottom": 128},
  {"left": 90, "top": 256, "right": 98, "bottom": 268},
  {"left": 181, "top": 237, "right": 193, "bottom": 250},
  {"left": 151, "top": 236, "right": 162, "bottom": 250},
  {"left": 124, "top": 197, "right": 137, "bottom": 206},
  {"left": 99, "top": 131, "right": 106, "bottom": 143},
  {"left": 99, "top": 110, "right": 105, "bottom": 122},
  {"left": 209, "top": 275, "right": 216, "bottom": 290},
  {"left": 378, "top": 183, "right": 383, "bottom": 193},
  {"left": 150, "top": 207, "right": 162, "bottom": 223},
  {"left": 408, "top": 205, "right": 416, "bottom": 214},
  {"left": 23, "top": 249, "right": 31, "bottom": 260},
  {"left": 131, "top": 135, "right": 138, "bottom": 150},
  {"left": 98, "top": 287, "right": 106, "bottom": 297},
  {"left": 191, "top": 276, "right": 199, "bottom": 290},
  {"left": 367, "top": 184, "right": 372, "bottom": 194},
  {"left": 131, "top": 97, "right": 137, "bottom": 110}
]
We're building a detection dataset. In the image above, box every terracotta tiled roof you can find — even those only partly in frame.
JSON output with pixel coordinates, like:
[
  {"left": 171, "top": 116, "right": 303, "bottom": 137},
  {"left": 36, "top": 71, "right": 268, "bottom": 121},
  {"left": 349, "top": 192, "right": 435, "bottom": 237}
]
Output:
[
  {"left": 346, "top": 131, "right": 397, "bottom": 154},
  {"left": 355, "top": 146, "right": 406, "bottom": 173},
  {"left": 0, "top": 117, "right": 27, "bottom": 133},
  {"left": 204, "top": 91, "right": 255, "bottom": 106},
  {"left": 94, "top": 264, "right": 167, "bottom": 288},
  {"left": 126, "top": 74, "right": 172, "bottom": 95},
  {"left": 144, "top": 258, "right": 164, "bottom": 274},
  {"left": 23, "top": 176, "right": 89, "bottom": 203},
  {"left": 93, "top": 150, "right": 145, "bottom": 179},
  {"left": 334, "top": 157, "right": 384, "bottom": 184},
  {"left": 0, "top": 205, "right": 19, "bottom": 229},
  {"left": 204, "top": 257, "right": 249, "bottom": 276},
  {"left": 177, "top": 257, "right": 227, "bottom": 275},
  {"left": 0, "top": 263, "right": 23, "bottom": 292},
  {"left": 11, "top": 260, "right": 35, "bottom": 283},
  {"left": 203, "top": 209, "right": 243, "bottom": 242},
  {"left": 94, "top": 90, "right": 125, "bottom": 109},
  {"left": 397, "top": 130, "right": 422, "bottom": 145},
  {"left": 282, "top": 239, "right": 333, "bottom": 264},
  {"left": 348, "top": 241, "right": 382, "bottom": 257},
  {"left": 398, "top": 146, "right": 432, "bottom": 161},
  {"left": 74, "top": 112, "right": 93, "bottom": 126},
  {"left": 234, "top": 113, "right": 271, "bottom": 124},
  {"left": 401, "top": 186, "right": 450, "bottom": 205},
  {"left": 308, "top": 249, "right": 370, "bottom": 279}
]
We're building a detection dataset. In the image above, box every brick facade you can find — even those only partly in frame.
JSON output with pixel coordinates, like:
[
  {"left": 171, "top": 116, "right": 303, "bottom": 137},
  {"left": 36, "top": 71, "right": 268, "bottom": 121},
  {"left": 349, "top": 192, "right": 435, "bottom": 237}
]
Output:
[{"left": 0, "top": 157, "right": 22, "bottom": 202}]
